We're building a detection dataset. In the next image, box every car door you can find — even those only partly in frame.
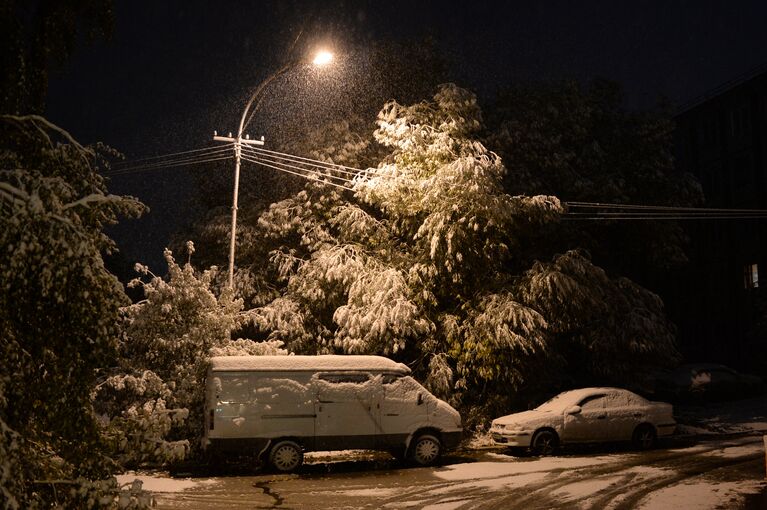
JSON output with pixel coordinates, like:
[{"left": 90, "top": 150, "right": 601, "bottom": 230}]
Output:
[
  {"left": 563, "top": 394, "right": 609, "bottom": 443},
  {"left": 604, "top": 390, "right": 636, "bottom": 441}
]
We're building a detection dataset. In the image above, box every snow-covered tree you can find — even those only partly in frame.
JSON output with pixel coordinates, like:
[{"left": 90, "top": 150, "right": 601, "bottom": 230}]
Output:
[
  {"left": 94, "top": 243, "right": 286, "bottom": 467},
  {"left": 0, "top": 115, "right": 149, "bottom": 508},
  {"left": 181, "top": 84, "right": 680, "bottom": 428},
  {"left": 260, "top": 85, "right": 677, "bottom": 421}
]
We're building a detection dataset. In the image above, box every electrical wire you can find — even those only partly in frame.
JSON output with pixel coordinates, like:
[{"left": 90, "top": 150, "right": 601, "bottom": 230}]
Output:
[
  {"left": 105, "top": 146, "right": 235, "bottom": 176},
  {"left": 111, "top": 143, "right": 235, "bottom": 166},
  {"left": 241, "top": 154, "right": 353, "bottom": 191},
  {"left": 101, "top": 144, "right": 767, "bottom": 222},
  {"left": 240, "top": 148, "right": 359, "bottom": 182},
  {"left": 106, "top": 155, "right": 234, "bottom": 176},
  {"left": 563, "top": 215, "right": 767, "bottom": 221},
  {"left": 563, "top": 201, "right": 767, "bottom": 221},
  {"left": 240, "top": 146, "right": 395, "bottom": 183},
  {"left": 566, "top": 201, "right": 767, "bottom": 213},
  {"left": 240, "top": 150, "right": 359, "bottom": 186},
  {"left": 242, "top": 145, "right": 367, "bottom": 177}
]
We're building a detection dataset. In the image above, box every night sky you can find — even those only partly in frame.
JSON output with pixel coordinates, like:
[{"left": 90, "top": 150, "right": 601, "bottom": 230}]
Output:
[{"left": 45, "top": 0, "right": 767, "bottom": 271}]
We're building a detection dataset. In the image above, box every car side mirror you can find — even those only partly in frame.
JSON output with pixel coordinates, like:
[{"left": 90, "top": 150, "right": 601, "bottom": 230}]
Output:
[
  {"left": 417, "top": 393, "right": 423, "bottom": 406},
  {"left": 567, "top": 405, "right": 582, "bottom": 415}
]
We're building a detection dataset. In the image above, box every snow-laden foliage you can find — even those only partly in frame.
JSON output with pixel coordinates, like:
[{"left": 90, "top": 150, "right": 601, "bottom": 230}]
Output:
[
  {"left": 0, "top": 115, "right": 149, "bottom": 508},
  {"left": 94, "top": 245, "right": 286, "bottom": 468},
  {"left": 358, "top": 84, "right": 562, "bottom": 296},
  {"left": 518, "top": 249, "right": 678, "bottom": 377},
  {"left": 453, "top": 292, "right": 549, "bottom": 387},
  {"left": 194, "top": 85, "right": 680, "bottom": 427},
  {"left": 334, "top": 267, "right": 434, "bottom": 354}
]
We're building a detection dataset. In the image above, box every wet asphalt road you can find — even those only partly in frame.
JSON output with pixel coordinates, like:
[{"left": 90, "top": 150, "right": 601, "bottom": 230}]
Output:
[{"left": 155, "top": 434, "right": 767, "bottom": 509}]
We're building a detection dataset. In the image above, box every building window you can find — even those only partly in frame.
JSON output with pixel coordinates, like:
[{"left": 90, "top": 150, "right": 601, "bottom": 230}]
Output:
[
  {"left": 730, "top": 106, "right": 751, "bottom": 139},
  {"left": 744, "top": 263, "right": 759, "bottom": 289}
]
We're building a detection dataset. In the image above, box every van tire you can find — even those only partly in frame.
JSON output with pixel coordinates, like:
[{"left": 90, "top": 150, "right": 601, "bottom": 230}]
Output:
[
  {"left": 409, "top": 434, "right": 442, "bottom": 466},
  {"left": 269, "top": 440, "right": 303, "bottom": 472}
]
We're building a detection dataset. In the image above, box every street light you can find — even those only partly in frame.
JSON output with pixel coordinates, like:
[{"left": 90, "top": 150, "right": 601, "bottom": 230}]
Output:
[{"left": 214, "top": 50, "right": 334, "bottom": 290}]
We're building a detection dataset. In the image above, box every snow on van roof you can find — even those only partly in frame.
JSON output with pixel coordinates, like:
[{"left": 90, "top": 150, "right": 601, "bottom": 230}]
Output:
[{"left": 209, "top": 355, "right": 411, "bottom": 373}]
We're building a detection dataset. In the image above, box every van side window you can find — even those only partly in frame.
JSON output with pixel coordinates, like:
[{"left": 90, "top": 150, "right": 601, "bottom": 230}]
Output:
[
  {"left": 382, "top": 374, "right": 401, "bottom": 385},
  {"left": 317, "top": 373, "right": 370, "bottom": 384},
  {"left": 215, "top": 374, "right": 253, "bottom": 404}
]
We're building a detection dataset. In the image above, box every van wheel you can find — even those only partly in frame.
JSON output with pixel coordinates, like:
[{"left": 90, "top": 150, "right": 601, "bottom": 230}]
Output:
[
  {"left": 269, "top": 440, "right": 303, "bottom": 472},
  {"left": 410, "top": 434, "right": 442, "bottom": 466}
]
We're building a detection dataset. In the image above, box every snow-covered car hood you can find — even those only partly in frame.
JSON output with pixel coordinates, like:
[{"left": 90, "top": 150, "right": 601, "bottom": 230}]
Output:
[{"left": 493, "top": 409, "right": 560, "bottom": 429}]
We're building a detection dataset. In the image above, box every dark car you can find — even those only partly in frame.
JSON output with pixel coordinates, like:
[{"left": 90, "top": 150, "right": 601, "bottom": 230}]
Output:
[{"left": 649, "top": 363, "right": 765, "bottom": 403}]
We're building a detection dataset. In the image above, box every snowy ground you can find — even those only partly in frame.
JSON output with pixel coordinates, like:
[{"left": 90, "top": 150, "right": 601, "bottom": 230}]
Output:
[
  {"left": 674, "top": 396, "right": 767, "bottom": 436},
  {"left": 119, "top": 397, "right": 767, "bottom": 509}
]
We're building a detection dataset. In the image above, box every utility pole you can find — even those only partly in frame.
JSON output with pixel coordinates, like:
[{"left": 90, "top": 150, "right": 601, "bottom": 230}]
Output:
[
  {"left": 212, "top": 131, "right": 264, "bottom": 290},
  {"left": 212, "top": 50, "right": 333, "bottom": 292}
]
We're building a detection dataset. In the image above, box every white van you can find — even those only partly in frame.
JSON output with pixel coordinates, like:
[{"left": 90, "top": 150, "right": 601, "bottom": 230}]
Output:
[{"left": 204, "top": 355, "right": 462, "bottom": 472}]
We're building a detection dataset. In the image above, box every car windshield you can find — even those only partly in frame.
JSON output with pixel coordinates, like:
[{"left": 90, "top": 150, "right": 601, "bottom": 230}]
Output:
[{"left": 535, "top": 391, "right": 580, "bottom": 411}]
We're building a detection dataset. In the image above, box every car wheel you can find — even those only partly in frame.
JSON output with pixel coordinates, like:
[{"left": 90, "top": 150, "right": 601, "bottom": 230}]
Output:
[
  {"left": 269, "top": 440, "right": 304, "bottom": 472},
  {"left": 410, "top": 434, "right": 442, "bottom": 466},
  {"left": 530, "top": 429, "right": 559, "bottom": 456},
  {"left": 632, "top": 424, "right": 657, "bottom": 450}
]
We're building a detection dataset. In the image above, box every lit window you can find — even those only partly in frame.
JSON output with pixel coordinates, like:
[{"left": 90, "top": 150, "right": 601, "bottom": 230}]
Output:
[{"left": 744, "top": 263, "right": 759, "bottom": 289}]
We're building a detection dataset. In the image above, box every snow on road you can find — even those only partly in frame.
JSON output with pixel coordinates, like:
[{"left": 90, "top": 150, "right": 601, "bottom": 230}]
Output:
[
  {"left": 147, "top": 435, "right": 766, "bottom": 509},
  {"left": 636, "top": 480, "right": 765, "bottom": 510},
  {"left": 116, "top": 472, "right": 218, "bottom": 493}
]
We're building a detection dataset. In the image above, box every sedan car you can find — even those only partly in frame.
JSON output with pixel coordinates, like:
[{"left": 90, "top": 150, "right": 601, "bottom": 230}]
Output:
[{"left": 490, "top": 387, "right": 676, "bottom": 455}]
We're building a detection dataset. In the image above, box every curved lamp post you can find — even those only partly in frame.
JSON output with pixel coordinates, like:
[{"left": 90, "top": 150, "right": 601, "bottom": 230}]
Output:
[{"left": 214, "top": 50, "right": 334, "bottom": 290}]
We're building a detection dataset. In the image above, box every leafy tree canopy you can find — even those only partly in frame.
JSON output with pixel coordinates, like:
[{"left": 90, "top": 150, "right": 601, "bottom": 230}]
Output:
[{"left": 0, "top": 115, "right": 147, "bottom": 508}]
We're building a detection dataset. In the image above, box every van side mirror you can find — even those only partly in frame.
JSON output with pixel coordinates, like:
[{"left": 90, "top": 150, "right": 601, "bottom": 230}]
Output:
[
  {"left": 567, "top": 405, "right": 582, "bottom": 415},
  {"left": 417, "top": 393, "right": 423, "bottom": 406}
]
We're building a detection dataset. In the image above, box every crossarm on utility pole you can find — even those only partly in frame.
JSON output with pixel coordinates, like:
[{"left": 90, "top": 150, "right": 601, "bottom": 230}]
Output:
[{"left": 212, "top": 131, "right": 266, "bottom": 289}]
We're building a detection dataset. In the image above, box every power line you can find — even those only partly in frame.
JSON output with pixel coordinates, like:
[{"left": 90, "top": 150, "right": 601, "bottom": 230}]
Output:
[
  {"left": 243, "top": 145, "right": 366, "bottom": 177},
  {"left": 566, "top": 201, "right": 767, "bottom": 214},
  {"left": 563, "top": 201, "right": 767, "bottom": 220},
  {"left": 110, "top": 143, "right": 235, "bottom": 167},
  {"left": 102, "top": 144, "right": 767, "bottom": 222},
  {"left": 563, "top": 215, "right": 767, "bottom": 221},
  {"left": 242, "top": 153, "right": 356, "bottom": 186},
  {"left": 105, "top": 147, "right": 234, "bottom": 176},
  {"left": 239, "top": 147, "right": 364, "bottom": 183},
  {"left": 241, "top": 154, "right": 353, "bottom": 191}
]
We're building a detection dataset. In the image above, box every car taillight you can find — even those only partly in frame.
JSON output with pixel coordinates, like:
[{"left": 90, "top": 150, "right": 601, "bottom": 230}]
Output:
[{"left": 209, "top": 409, "right": 214, "bottom": 430}]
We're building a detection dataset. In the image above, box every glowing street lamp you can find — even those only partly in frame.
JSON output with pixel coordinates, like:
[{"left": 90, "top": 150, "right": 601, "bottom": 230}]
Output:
[
  {"left": 312, "top": 50, "right": 333, "bottom": 66},
  {"left": 214, "top": 50, "right": 335, "bottom": 290}
]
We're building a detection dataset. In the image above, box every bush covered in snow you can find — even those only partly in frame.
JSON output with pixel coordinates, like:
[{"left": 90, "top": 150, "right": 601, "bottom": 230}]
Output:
[{"left": 93, "top": 243, "right": 287, "bottom": 468}]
